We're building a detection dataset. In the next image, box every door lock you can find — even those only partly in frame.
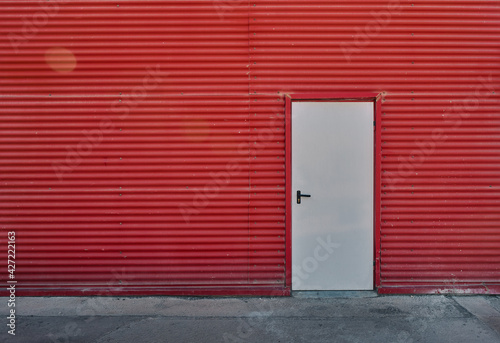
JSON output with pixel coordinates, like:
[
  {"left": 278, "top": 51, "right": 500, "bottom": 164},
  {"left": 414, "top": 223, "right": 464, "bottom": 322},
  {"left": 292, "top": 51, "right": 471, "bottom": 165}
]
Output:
[{"left": 297, "top": 190, "right": 311, "bottom": 204}]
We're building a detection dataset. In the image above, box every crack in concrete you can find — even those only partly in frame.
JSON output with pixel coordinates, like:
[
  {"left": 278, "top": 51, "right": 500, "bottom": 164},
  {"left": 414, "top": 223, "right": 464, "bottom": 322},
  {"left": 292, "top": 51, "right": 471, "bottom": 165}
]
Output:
[{"left": 450, "top": 296, "right": 500, "bottom": 340}]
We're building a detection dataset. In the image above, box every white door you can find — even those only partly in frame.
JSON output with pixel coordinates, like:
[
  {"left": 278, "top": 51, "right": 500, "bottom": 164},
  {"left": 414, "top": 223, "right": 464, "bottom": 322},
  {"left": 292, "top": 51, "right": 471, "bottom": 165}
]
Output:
[{"left": 291, "top": 101, "right": 374, "bottom": 290}]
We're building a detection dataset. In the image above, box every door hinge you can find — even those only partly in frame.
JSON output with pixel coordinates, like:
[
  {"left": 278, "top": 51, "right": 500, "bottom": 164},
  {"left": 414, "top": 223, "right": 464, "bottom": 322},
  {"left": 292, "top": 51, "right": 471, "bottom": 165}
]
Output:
[
  {"left": 373, "top": 261, "right": 376, "bottom": 266},
  {"left": 373, "top": 120, "right": 376, "bottom": 127}
]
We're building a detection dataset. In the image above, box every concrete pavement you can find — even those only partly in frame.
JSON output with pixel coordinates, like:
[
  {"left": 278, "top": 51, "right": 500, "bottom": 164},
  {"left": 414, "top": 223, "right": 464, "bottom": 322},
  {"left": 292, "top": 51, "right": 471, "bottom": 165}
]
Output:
[{"left": 1, "top": 294, "right": 500, "bottom": 343}]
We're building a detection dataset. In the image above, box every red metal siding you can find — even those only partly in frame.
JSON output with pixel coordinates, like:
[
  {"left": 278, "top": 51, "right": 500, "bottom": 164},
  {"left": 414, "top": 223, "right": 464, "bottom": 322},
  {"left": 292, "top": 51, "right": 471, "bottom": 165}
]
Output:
[
  {"left": 249, "top": 0, "right": 500, "bottom": 294},
  {"left": 0, "top": 0, "right": 499, "bottom": 295},
  {"left": 0, "top": 0, "right": 285, "bottom": 295}
]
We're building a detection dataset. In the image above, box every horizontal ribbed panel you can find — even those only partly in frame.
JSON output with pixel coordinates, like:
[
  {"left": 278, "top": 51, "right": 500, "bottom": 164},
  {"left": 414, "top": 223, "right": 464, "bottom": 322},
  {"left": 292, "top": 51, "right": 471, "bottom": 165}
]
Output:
[
  {"left": 0, "top": 0, "right": 285, "bottom": 293},
  {"left": 249, "top": 0, "right": 500, "bottom": 291},
  {"left": 0, "top": 0, "right": 498, "bottom": 294}
]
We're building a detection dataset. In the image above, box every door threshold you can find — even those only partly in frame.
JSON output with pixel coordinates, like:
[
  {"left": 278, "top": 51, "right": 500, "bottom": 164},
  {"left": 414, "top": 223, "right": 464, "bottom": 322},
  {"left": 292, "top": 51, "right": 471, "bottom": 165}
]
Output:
[{"left": 292, "top": 290, "right": 378, "bottom": 298}]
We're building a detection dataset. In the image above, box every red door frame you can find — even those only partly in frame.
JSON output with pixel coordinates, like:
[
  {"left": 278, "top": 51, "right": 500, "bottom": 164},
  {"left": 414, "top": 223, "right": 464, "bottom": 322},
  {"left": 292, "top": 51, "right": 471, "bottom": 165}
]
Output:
[{"left": 285, "top": 92, "right": 382, "bottom": 292}]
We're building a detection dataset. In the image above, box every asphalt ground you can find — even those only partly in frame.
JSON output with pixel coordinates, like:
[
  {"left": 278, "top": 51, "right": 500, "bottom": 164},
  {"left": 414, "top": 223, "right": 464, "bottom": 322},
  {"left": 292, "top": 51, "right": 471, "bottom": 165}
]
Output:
[{"left": 0, "top": 294, "right": 500, "bottom": 343}]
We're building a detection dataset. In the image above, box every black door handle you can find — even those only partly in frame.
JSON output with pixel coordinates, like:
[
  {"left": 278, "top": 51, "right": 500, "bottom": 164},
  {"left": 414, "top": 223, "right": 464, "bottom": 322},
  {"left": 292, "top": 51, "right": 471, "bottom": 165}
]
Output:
[{"left": 297, "top": 190, "right": 311, "bottom": 204}]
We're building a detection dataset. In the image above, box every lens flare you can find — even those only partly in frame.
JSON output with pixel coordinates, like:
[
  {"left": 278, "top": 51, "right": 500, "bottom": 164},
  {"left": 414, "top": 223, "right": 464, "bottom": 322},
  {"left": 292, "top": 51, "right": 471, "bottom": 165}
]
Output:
[{"left": 45, "top": 47, "right": 77, "bottom": 73}]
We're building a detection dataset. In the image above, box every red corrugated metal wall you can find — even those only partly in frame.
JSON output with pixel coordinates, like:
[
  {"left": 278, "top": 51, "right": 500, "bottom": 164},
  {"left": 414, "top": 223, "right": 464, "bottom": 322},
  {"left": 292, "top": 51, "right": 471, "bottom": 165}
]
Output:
[
  {"left": 0, "top": 0, "right": 499, "bottom": 295},
  {"left": 0, "top": 0, "right": 285, "bottom": 296}
]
